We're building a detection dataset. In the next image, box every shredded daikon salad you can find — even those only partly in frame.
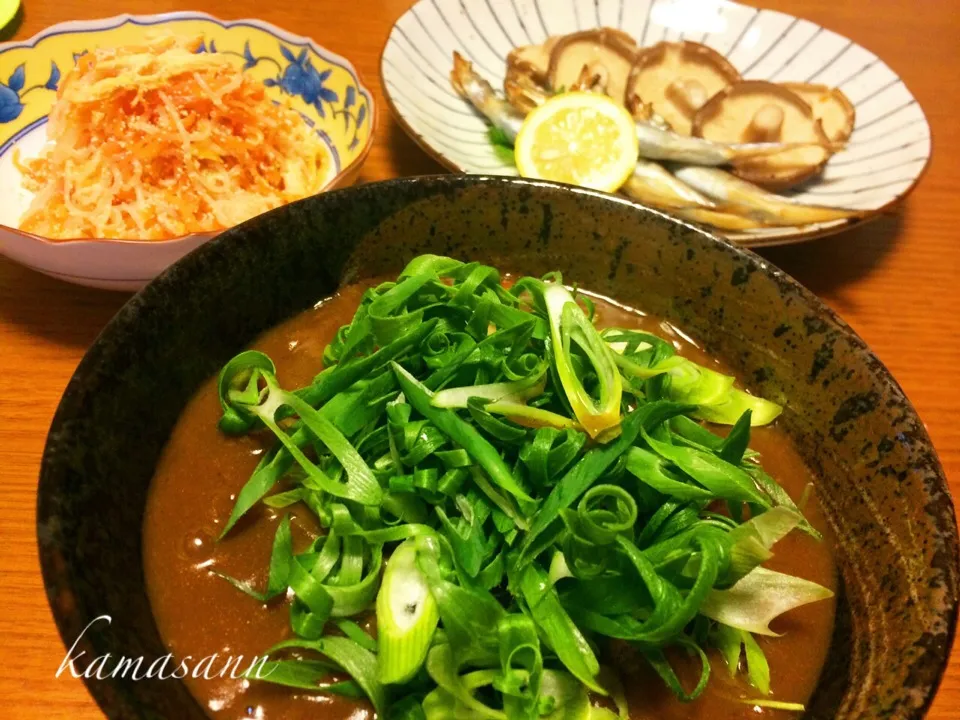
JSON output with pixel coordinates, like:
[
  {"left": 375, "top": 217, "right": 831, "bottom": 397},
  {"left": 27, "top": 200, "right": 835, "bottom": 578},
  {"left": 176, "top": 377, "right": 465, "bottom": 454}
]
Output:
[
  {"left": 17, "top": 35, "right": 330, "bottom": 241},
  {"left": 215, "top": 255, "right": 832, "bottom": 719}
]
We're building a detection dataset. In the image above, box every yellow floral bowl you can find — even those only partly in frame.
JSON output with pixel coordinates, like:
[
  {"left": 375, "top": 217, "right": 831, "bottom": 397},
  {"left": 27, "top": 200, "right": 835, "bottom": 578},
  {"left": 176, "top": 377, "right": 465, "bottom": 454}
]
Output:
[{"left": 0, "top": 12, "right": 375, "bottom": 290}]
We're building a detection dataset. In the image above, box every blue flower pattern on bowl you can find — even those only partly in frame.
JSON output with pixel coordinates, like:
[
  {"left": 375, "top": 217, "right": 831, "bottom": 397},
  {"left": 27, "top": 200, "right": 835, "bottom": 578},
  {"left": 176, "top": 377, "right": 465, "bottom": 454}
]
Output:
[
  {"left": 240, "top": 41, "right": 367, "bottom": 150},
  {"left": 0, "top": 61, "right": 60, "bottom": 123},
  {"left": 1, "top": 41, "right": 367, "bottom": 151},
  {"left": 275, "top": 46, "right": 339, "bottom": 111}
]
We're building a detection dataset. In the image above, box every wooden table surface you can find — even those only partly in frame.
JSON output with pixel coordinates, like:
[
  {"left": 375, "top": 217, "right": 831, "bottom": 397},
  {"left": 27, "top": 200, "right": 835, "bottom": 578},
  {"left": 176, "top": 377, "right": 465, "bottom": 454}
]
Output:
[{"left": 0, "top": 0, "right": 957, "bottom": 717}]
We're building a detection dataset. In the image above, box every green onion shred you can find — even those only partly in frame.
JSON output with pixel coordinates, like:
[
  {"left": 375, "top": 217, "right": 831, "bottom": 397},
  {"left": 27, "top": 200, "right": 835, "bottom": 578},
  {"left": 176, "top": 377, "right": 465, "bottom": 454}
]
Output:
[{"left": 215, "top": 255, "right": 831, "bottom": 716}]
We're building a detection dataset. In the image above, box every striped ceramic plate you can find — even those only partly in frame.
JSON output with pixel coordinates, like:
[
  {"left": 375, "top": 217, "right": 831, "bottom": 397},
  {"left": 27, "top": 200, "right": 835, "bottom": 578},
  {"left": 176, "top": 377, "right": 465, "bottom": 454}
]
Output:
[{"left": 381, "top": 0, "right": 930, "bottom": 246}]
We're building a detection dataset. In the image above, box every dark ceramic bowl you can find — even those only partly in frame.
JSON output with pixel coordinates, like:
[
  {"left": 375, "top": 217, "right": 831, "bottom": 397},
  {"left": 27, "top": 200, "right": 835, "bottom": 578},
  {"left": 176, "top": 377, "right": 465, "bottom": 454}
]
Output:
[{"left": 39, "top": 176, "right": 957, "bottom": 719}]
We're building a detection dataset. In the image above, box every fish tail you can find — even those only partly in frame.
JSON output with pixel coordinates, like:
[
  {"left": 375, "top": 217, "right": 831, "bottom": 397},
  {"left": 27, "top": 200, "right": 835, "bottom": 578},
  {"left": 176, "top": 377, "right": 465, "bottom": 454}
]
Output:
[
  {"left": 724, "top": 184, "right": 862, "bottom": 225},
  {"left": 450, "top": 52, "right": 473, "bottom": 97},
  {"left": 673, "top": 207, "right": 767, "bottom": 231}
]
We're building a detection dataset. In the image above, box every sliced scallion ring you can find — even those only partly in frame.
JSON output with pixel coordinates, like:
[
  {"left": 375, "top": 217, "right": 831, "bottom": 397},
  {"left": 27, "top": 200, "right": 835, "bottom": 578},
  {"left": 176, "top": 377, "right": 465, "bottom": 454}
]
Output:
[{"left": 377, "top": 538, "right": 440, "bottom": 684}]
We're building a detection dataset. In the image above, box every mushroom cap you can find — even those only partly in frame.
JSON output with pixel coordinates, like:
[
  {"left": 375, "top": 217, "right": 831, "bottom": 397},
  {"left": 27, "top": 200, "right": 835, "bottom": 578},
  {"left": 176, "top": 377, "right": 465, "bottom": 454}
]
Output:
[
  {"left": 729, "top": 145, "right": 832, "bottom": 190},
  {"left": 781, "top": 82, "right": 856, "bottom": 145},
  {"left": 546, "top": 28, "right": 638, "bottom": 103},
  {"left": 692, "top": 81, "right": 827, "bottom": 142},
  {"left": 692, "top": 80, "right": 832, "bottom": 189},
  {"left": 505, "top": 72, "right": 546, "bottom": 114},
  {"left": 505, "top": 37, "right": 560, "bottom": 89},
  {"left": 626, "top": 41, "right": 742, "bottom": 135}
]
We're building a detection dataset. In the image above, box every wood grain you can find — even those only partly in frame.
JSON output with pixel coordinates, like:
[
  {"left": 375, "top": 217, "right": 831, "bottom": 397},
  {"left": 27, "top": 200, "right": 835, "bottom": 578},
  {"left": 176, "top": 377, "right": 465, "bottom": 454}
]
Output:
[{"left": 0, "top": 0, "right": 957, "bottom": 717}]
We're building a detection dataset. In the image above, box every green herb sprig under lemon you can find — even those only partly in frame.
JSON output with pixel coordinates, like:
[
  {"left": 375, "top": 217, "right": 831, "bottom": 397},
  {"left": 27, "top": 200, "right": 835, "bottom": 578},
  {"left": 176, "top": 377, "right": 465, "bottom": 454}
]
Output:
[{"left": 215, "top": 255, "right": 828, "bottom": 718}]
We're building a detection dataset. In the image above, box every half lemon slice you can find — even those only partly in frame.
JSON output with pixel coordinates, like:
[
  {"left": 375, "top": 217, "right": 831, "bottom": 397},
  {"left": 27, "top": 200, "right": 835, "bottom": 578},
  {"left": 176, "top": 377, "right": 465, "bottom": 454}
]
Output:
[{"left": 514, "top": 92, "right": 639, "bottom": 193}]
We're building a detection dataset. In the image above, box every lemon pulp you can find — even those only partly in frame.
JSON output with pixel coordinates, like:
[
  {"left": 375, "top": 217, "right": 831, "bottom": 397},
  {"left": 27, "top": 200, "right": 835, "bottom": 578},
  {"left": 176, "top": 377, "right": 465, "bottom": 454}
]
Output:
[{"left": 514, "top": 92, "right": 638, "bottom": 193}]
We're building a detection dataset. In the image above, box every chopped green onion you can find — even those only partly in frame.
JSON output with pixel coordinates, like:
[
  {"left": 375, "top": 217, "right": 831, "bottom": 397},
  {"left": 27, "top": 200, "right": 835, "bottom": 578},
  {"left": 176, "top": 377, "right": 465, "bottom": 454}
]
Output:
[
  {"left": 742, "top": 629, "right": 771, "bottom": 694},
  {"left": 244, "top": 659, "right": 363, "bottom": 697},
  {"left": 515, "top": 563, "right": 605, "bottom": 695},
  {"left": 265, "top": 636, "right": 386, "bottom": 714},
  {"left": 335, "top": 619, "right": 378, "bottom": 653},
  {"left": 496, "top": 614, "right": 543, "bottom": 719},
  {"left": 209, "top": 255, "right": 831, "bottom": 718},
  {"left": 695, "top": 389, "right": 782, "bottom": 426},
  {"left": 739, "top": 699, "right": 806, "bottom": 711},
  {"left": 377, "top": 539, "right": 440, "bottom": 684},
  {"left": 431, "top": 367, "right": 547, "bottom": 408},
  {"left": 538, "top": 669, "right": 591, "bottom": 719},
  {"left": 544, "top": 283, "right": 622, "bottom": 439},
  {"left": 700, "top": 567, "right": 834, "bottom": 636},
  {"left": 425, "top": 644, "right": 506, "bottom": 720},
  {"left": 392, "top": 363, "right": 534, "bottom": 506},
  {"left": 725, "top": 507, "right": 803, "bottom": 581}
]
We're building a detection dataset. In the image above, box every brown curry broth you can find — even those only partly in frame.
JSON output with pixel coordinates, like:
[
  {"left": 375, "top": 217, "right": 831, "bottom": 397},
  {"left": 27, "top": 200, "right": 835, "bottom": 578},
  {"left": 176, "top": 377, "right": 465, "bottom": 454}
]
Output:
[{"left": 144, "top": 283, "right": 836, "bottom": 720}]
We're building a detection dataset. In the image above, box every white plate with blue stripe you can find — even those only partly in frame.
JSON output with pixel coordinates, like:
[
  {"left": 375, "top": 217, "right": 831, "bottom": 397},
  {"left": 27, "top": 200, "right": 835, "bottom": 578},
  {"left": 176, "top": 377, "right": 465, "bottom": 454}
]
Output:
[{"left": 381, "top": 0, "right": 930, "bottom": 247}]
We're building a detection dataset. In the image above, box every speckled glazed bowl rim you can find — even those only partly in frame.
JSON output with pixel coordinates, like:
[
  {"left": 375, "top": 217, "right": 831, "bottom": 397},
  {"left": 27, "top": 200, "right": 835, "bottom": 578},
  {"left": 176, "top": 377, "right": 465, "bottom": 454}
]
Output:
[
  {"left": 38, "top": 175, "right": 957, "bottom": 718},
  {"left": 0, "top": 10, "right": 377, "bottom": 246}
]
